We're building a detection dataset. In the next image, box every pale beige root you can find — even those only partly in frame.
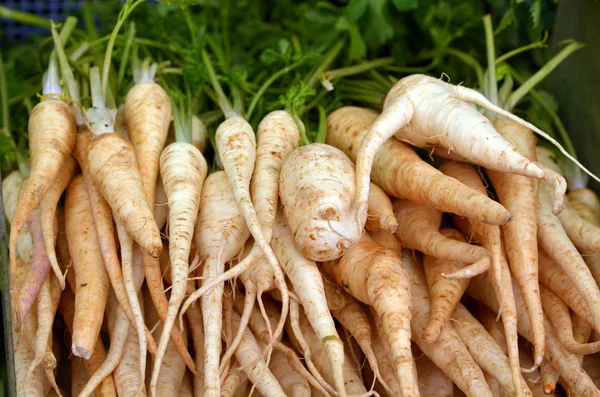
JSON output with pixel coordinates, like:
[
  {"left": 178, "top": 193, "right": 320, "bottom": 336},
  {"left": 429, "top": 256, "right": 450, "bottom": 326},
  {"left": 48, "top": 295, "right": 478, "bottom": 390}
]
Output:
[
  {"left": 365, "top": 182, "right": 398, "bottom": 233},
  {"left": 369, "top": 307, "right": 412, "bottom": 396},
  {"left": 393, "top": 199, "right": 491, "bottom": 276},
  {"left": 402, "top": 249, "right": 493, "bottom": 397},
  {"left": 539, "top": 361, "right": 559, "bottom": 395},
  {"left": 114, "top": 311, "right": 147, "bottom": 396},
  {"left": 87, "top": 132, "right": 162, "bottom": 258},
  {"left": 124, "top": 78, "right": 171, "bottom": 208},
  {"left": 15, "top": 297, "right": 45, "bottom": 397},
  {"left": 220, "top": 241, "right": 257, "bottom": 379},
  {"left": 370, "top": 334, "right": 401, "bottom": 397},
  {"left": 477, "top": 302, "right": 515, "bottom": 395},
  {"left": 415, "top": 352, "right": 454, "bottom": 397},
  {"left": 9, "top": 98, "right": 76, "bottom": 329},
  {"left": 352, "top": 75, "right": 570, "bottom": 236},
  {"left": 321, "top": 272, "right": 389, "bottom": 393},
  {"left": 568, "top": 188, "right": 600, "bottom": 215},
  {"left": 221, "top": 290, "right": 234, "bottom": 381},
  {"left": 229, "top": 310, "right": 286, "bottom": 397},
  {"left": 279, "top": 143, "right": 362, "bottom": 262},
  {"left": 538, "top": 248, "right": 595, "bottom": 329},
  {"left": 537, "top": 147, "right": 600, "bottom": 255},
  {"left": 149, "top": 142, "right": 207, "bottom": 396},
  {"left": 286, "top": 310, "right": 370, "bottom": 396},
  {"left": 72, "top": 357, "right": 96, "bottom": 397},
  {"left": 184, "top": 282, "right": 204, "bottom": 397},
  {"left": 113, "top": 219, "right": 150, "bottom": 381},
  {"left": 3, "top": 170, "right": 24, "bottom": 223},
  {"left": 540, "top": 285, "right": 600, "bottom": 354},
  {"left": 326, "top": 106, "right": 512, "bottom": 226},
  {"left": 451, "top": 304, "right": 532, "bottom": 396},
  {"left": 536, "top": 149, "right": 600, "bottom": 334},
  {"left": 144, "top": 286, "right": 186, "bottom": 397},
  {"left": 179, "top": 372, "right": 194, "bottom": 397},
  {"left": 39, "top": 154, "right": 77, "bottom": 290},
  {"left": 569, "top": 313, "right": 593, "bottom": 397},
  {"left": 234, "top": 295, "right": 333, "bottom": 397},
  {"left": 441, "top": 161, "right": 523, "bottom": 387},
  {"left": 518, "top": 348, "right": 556, "bottom": 397},
  {"left": 467, "top": 272, "right": 600, "bottom": 395},
  {"left": 221, "top": 362, "right": 248, "bottom": 397},
  {"left": 487, "top": 119, "right": 545, "bottom": 372},
  {"left": 369, "top": 229, "right": 401, "bottom": 252},
  {"left": 25, "top": 273, "right": 61, "bottom": 389},
  {"left": 179, "top": 171, "right": 250, "bottom": 397},
  {"left": 77, "top": 289, "right": 131, "bottom": 397},
  {"left": 268, "top": 343, "right": 311, "bottom": 397},
  {"left": 215, "top": 115, "right": 290, "bottom": 361},
  {"left": 568, "top": 189, "right": 600, "bottom": 287},
  {"left": 272, "top": 210, "right": 346, "bottom": 396},
  {"left": 3, "top": 171, "right": 34, "bottom": 266},
  {"left": 58, "top": 286, "right": 116, "bottom": 397},
  {"left": 65, "top": 175, "right": 110, "bottom": 359},
  {"left": 322, "top": 232, "right": 416, "bottom": 397},
  {"left": 75, "top": 126, "right": 156, "bottom": 363},
  {"left": 422, "top": 228, "right": 471, "bottom": 343}
]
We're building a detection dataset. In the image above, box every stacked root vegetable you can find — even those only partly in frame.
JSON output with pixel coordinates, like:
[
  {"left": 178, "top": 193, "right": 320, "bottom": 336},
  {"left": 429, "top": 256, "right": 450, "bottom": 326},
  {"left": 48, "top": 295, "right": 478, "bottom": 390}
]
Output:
[{"left": 6, "top": 11, "right": 600, "bottom": 397}]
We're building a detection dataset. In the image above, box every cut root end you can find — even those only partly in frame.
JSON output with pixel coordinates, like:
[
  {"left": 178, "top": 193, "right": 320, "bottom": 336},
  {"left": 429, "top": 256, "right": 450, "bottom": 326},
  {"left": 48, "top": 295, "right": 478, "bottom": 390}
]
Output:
[{"left": 71, "top": 343, "right": 91, "bottom": 360}]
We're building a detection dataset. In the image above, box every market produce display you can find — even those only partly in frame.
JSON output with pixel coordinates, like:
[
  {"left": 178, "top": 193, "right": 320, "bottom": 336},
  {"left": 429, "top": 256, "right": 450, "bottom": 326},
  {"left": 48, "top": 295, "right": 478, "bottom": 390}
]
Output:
[{"left": 2, "top": 0, "right": 600, "bottom": 396}]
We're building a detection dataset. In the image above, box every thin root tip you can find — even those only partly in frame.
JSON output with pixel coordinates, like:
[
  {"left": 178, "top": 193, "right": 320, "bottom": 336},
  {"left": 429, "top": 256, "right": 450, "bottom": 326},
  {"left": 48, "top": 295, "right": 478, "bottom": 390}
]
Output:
[
  {"left": 542, "top": 385, "right": 555, "bottom": 395},
  {"left": 421, "top": 327, "right": 439, "bottom": 344},
  {"left": 71, "top": 343, "right": 91, "bottom": 360}
]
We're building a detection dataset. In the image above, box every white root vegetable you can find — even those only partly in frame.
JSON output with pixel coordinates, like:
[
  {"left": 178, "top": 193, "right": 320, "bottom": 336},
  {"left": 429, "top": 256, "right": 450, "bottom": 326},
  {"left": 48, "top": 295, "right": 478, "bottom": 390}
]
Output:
[
  {"left": 279, "top": 143, "right": 362, "bottom": 262},
  {"left": 354, "top": 74, "right": 580, "bottom": 228},
  {"left": 272, "top": 210, "right": 346, "bottom": 397}
]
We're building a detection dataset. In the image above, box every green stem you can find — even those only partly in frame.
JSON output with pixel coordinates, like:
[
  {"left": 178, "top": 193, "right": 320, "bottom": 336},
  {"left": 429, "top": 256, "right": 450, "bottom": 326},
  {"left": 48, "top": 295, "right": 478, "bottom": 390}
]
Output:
[
  {"left": 50, "top": 21, "right": 79, "bottom": 103},
  {"left": 222, "top": 1, "right": 231, "bottom": 72},
  {"left": 159, "top": 68, "right": 183, "bottom": 75},
  {"left": 69, "top": 42, "right": 90, "bottom": 62},
  {"left": 90, "top": 67, "right": 104, "bottom": 109},
  {"left": 102, "top": 0, "right": 146, "bottom": 100},
  {"left": 292, "top": 111, "right": 310, "bottom": 146},
  {"left": 246, "top": 58, "right": 305, "bottom": 119},
  {"left": 320, "top": 57, "right": 394, "bottom": 89},
  {"left": 117, "top": 22, "right": 136, "bottom": 92},
  {"left": 0, "top": 6, "right": 51, "bottom": 28},
  {"left": 505, "top": 41, "right": 585, "bottom": 112},
  {"left": 23, "top": 97, "right": 33, "bottom": 116},
  {"left": 483, "top": 15, "right": 498, "bottom": 104},
  {"left": 82, "top": 1, "right": 100, "bottom": 40},
  {"left": 368, "top": 70, "right": 393, "bottom": 91},
  {"left": 8, "top": 85, "right": 40, "bottom": 107},
  {"left": 0, "top": 53, "right": 9, "bottom": 134},
  {"left": 291, "top": 35, "right": 302, "bottom": 55},
  {"left": 382, "top": 56, "right": 440, "bottom": 74},
  {"left": 305, "top": 39, "right": 345, "bottom": 89},
  {"left": 201, "top": 49, "right": 235, "bottom": 118},
  {"left": 59, "top": 16, "right": 78, "bottom": 46},
  {"left": 171, "top": 93, "right": 192, "bottom": 144},
  {"left": 206, "top": 36, "right": 228, "bottom": 73},
  {"left": 315, "top": 105, "right": 328, "bottom": 144},
  {"left": 183, "top": 9, "right": 196, "bottom": 44},
  {"left": 445, "top": 48, "right": 485, "bottom": 90},
  {"left": 299, "top": 88, "right": 330, "bottom": 117},
  {"left": 199, "top": 110, "right": 223, "bottom": 127},
  {"left": 496, "top": 31, "right": 548, "bottom": 64},
  {"left": 510, "top": 67, "right": 577, "bottom": 158}
]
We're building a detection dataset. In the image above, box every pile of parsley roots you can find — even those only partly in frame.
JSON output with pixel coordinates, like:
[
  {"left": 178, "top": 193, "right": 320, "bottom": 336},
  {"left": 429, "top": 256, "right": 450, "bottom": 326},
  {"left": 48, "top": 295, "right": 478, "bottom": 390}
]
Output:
[{"left": 3, "top": 1, "right": 600, "bottom": 396}]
